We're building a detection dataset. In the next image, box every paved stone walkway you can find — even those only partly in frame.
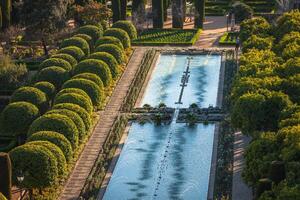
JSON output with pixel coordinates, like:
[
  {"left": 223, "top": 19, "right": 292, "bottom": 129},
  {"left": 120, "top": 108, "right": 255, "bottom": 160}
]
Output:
[
  {"left": 59, "top": 48, "right": 146, "bottom": 200},
  {"left": 232, "top": 131, "right": 253, "bottom": 200}
]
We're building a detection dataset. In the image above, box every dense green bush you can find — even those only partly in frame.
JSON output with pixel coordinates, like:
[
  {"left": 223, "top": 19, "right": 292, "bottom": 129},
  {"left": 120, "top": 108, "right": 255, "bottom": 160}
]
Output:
[
  {"left": 276, "top": 10, "right": 300, "bottom": 39},
  {"left": 275, "top": 58, "right": 300, "bottom": 78},
  {"left": 52, "top": 103, "right": 91, "bottom": 131},
  {"left": 51, "top": 53, "right": 78, "bottom": 67},
  {"left": 27, "top": 131, "right": 73, "bottom": 162},
  {"left": 39, "top": 58, "right": 72, "bottom": 71},
  {"left": 112, "top": 20, "right": 137, "bottom": 40},
  {"left": 73, "top": 34, "right": 93, "bottom": 50},
  {"left": 56, "top": 88, "right": 91, "bottom": 102},
  {"left": 73, "top": 73, "right": 104, "bottom": 87},
  {"left": 57, "top": 46, "right": 85, "bottom": 62},
  {"left": 0, "top": 102, "right": 40, "bottom": 136},
  {"left": 95, "top": 36, "right": 124, "bottom": 50},
  {"left": 282, "top": 42, "right": 300, "bottom": 60},
  {"left": 10, "top": 87, "right": 48, "bottom": 113},
  {"left": 281, "top": 75, "right": 300, "bottom": 104},
  {"left": 54, "top": 93, "right": 93, "bottom": 114},
  {"left": 73, "top": 59, "right": 112, "bottom": 86},
  {"left": 36, "top": 66, "right": 69, "bottom": 89},
  {"left": 60, "top": 37, "right": 90, "bottom": 56},
  {"left": 242, "top": 35, "right": 273, "bottom": 53},
  {"left": 88, "top": 52, "right": 120, "bottom": 78},
  {"left": 28, "top": 113, "right": 79, "bottom": 148},
  {"left": 9, "top": 144, "right": 58, "bottom": 188},
  {"left": 77, "top": 25, "right": 103, "bottom": 43},
  {"left": 95, "top": 44, "right": 124, "bottom": 64},
  {"left": 232, "top": 2, "right": 253, "bottom": 23},
  {"left": 276, "top": 32, "right": 300, "bottom": 53},
  {"left": 104, "top": 28, "right": 131, "bottom": 48},
  {"left": 33, "top": 81, "right": 56, "bottom": 100}
]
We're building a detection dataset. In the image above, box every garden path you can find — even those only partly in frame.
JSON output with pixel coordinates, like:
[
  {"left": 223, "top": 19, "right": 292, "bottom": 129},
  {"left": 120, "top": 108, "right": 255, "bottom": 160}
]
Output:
[{"left": 59, "top": 48, "right": 146, "bottom": 200}]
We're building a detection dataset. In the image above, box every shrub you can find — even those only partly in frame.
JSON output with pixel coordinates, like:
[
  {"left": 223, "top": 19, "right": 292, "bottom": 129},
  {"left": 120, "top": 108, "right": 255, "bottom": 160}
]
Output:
[
  {"left": 242, "top": 35, "right": 273, "bottom": 53},
  {"left": 47, "top": 109, "right": 86, "bottom": 140},
  {"left": 239, "top": 17, "right": 270, "bottom": 43},
  {"left": 77, "top": 25, "right": 103, "bottom": 43},
  {"left": 73, "top": 59, "right": 112, "bottom": 86},
  {"left": 28, "top": 113, "right": 79, "bottom": 148},
  {"left": 282, "top": 42, "right": 300, "bottom": 60},
  {"left": 54, "top": 93, "right": 93, "bottom": 114},
  {"left": 27, "top": 131, "right": 73, "bottom": 162},
  {"left": 275, "top": 58, "right": 300, "bottom": 78},
  {"left": 74, "top": 34, "right": 93, "bottom": 50},
  {"left": 276, "top": 32, "right": 300, "bottom": 53},
  {"left": 0, "top": 153, "right": 11, "bottom": 200},
  {"left": 33, "top": 81, "right": 56, "bottom": 100},
  {"left": 36, "top": 66, "right": 69, "bottom": 89},
  {"left": 95, "top": 44, "right": 124, "bottom": 64},
  {"left": 56, "top": 88, "right": 91, "bottom": 102},
  {"left": 73, "top": 73, "right": 104, "bottom": 87},
  {"left": 39, "top": 58, "right": 72, "bottom": 71},
  {"left": 104, "top": 28, "right": 131, "bottom": 48},
  {"left": 88, "top": 52, "right": 120, "bottom": 78},
  {"left": 112, "top": 20, "right": 137, "bottom": 40},
  {"left": 60, "top": 37, "right": 90, "bottom": 56},
  {"left": 0, "top": 102, "right": 40, "bottom": 136},
  {"left": 51, "top": 53, "right": 78, "bottom": 67},
  {"left": 57, "top": 46, "right": 85, "bottom": 62},
  {"left": 276, "top": 10, "right": 300, "bottom": 39},
  {"left": 232, "top": 2, "right": 253, "bottom": 23},
  {"left": 10, "top": 87, "right": 48, "bottom": 113},
  {"left": 95, "top": 36, "right": 124, "bottom": 50},
  {"left": 9, "top": 144, "right": 58, "bottom": 188}
]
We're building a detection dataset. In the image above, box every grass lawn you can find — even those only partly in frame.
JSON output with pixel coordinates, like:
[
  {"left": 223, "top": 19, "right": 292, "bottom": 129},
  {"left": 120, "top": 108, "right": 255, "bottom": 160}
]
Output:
[
  {"left": 219, "top": 32, "right": 239, "bottom": 46},
  {"left": 132, "top": 29, "right": 202, "bottom": 46}
]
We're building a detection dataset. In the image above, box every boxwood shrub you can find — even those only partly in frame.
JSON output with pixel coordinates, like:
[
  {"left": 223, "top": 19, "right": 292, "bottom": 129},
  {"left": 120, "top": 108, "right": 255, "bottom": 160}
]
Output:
[
  {"left": 95, "top": 36, "right": 124, "bottom": 50},
  {"left": 9, "top": 144, "right": 58, "bottom": 188},
  {"left": 56, "top": 88, "right": 91, "bottom": 102},
  {"left": 28, "top": 113, "right": 79, "bottom": 148},
  {"left": 72, "top": 73, "right": 104, "bottom": 88},
  {"left": 73, "top": 59, "right": 112, "bottom": 86},
  {"left": 88, "top": 52, "right": 119, "bottom": 78},
  {"left": 33, "top": 81, "right": 56, "bottom": 100},
  {"left": 112, "top": 20, "right": 137, "bottom": 39},
  {"left": 36, "top": 66, "right": 69, "bottom": 89},
  {"left": 27, "top": 131, "right": 73, "bottom": 162},
  {"left": 10, "top": 87, "right": 48, "bottom": 113},
  {"left": 0, "top": 102, "right": 40, "bottom": 136},
  {"left": 39, "top": 58, "right": 72, "bottom": 71},
  {"left": 77, "top": 25, "right": 103, "bottom": 44},
  {"left": 57, "top": 46, "right": 85, "bottom": 62},
  {"left": 51, "top": 53, "right": 78, "bottom": 67},
  {"left": 60, "top": 37, "right": 90, "bottom": 56},
  {"left": 54, "top": 93, "right": 93, "bottom": 114},
  {"left": 95, "top": 44, "right": 124, "bottom": 64},
  {"left": 104, "top": 28, "right": 131, "bottom": 48},
  {"left": 74, "top": 34, "right": 93, "bottom": 50}
]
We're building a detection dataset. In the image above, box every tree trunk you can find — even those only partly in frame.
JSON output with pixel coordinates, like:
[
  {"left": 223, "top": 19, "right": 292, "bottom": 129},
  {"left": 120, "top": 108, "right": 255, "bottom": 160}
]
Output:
[
  {"left": 172, "top": 0, "right": 183, "bottom": 28},
  {"left": 112, "top": 0, "right": 121, "bottom": 23},
  {"left": 0, "top": 0, "right": 11, "bottom": 30},
  {"left": 0, "top": 153, "right": 12, "bottom": 200},
  {"left": 41, "top": 38, "right": 48, "bottom": 56},
  {"left": 152, "top": 0, "right": 164, "bottom": 28},
  {"left": 120, "top": 0, "right": 127, "bottom": 20},
  {"left": 194, "top": 0, "right": 205, "bottom": 28},
  {"left": 163, "top": 0, "right": 168, "bottom": 21}
]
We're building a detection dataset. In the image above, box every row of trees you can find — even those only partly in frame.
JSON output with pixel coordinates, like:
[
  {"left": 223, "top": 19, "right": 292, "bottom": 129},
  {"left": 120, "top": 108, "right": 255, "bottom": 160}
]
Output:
[{"left": 230, "top": 10, "right": 300, "bottom": 199}]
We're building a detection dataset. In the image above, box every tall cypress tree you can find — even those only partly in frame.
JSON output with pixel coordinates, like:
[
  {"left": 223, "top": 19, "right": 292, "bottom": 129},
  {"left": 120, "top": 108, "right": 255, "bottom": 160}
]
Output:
[
  {"left": 172, "top": 0, "right": 183, "bottom": 28},
  {"left": 120, "top": 0, "right": 127, "bottom": 20},
  {"left": 195, "top": 0, "right": 205, "bottom": 28},
  {"left": 0, "top": 0, "right": 11, "bottom": 30},
  {"left": 0, "top": 6, "right": 2, "bottom": 29},
  {"left": 152, "top": 0, "right": 164, "bottom": 28},
  {"left": 163, "top": 0, "right": 168, "bottom": 21},
  {"left": 112, "top": 0, "right": 121, "bottom": 23}
]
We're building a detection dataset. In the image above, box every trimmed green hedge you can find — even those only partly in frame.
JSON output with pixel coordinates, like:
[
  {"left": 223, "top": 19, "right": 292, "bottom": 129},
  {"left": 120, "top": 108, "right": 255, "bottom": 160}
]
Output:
[
  {"left": 56, "top": 88, "right": 91, "bottom": 102},
  {"left": 27, "top": 131, "right": 73, "bottom": 162},
  {"left": 95, "top": 44, "right": 124, "bottom": 64},
  {"left": 104, "top": 28, "right": 131, "bottom": 48},
  {"left": 28, "top": 113, "right": 79, "bottom": 149},
  {"left": 33, "top": 81, "right": 56, "bottom": 100},
  {"left": 0, "top": 102, "right": 40, "bottom": 136},
  {"left": 73, "top": 59, "right": 112, "bottom": 86},
  {"left": 73, "top": 73, "right": 104, "bottom": 88},
  {"left": 60, "top": 37, "right": 90, "bottom": 56},
  {"left": 36, "top": 66, "right": 69, "bottom": 89},
  {"left": 54, "top": 93, "right": 93, "bottom": 114},
  {"left": 95, "top": 36, "right": 124, "bottom": 50},
  {"left": 112, "top": 20, "right": 137, "bottom": 39},
  {"left": 57, "top": 46, "right": 85, "bottom": 62},
  {"left": 39, "top": 58, "right": 72, "bottom": 71},
  {"left": 77, "top": 25, "right": 103, "bottom": 44},
  {"left": 74, "top": 34, "right": 93, "bottom": 50},
  {"left": 51, "top": 53, "right": 78, "bottom": 67}
]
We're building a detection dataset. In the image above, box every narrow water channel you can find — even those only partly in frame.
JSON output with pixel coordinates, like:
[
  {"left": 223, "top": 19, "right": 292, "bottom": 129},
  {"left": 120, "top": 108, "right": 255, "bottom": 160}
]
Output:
[{"left": 103, "top": 54, "right": 221, "bottom": 200}]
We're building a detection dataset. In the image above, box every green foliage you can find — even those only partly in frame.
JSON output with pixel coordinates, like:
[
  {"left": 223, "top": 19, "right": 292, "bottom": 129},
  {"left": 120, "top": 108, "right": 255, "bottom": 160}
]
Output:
[
  {"left": 73, "top": 34, "right": 93, "bottom": 50},
  {"left": 56, "top": 88, "right": 91, "bottom": 102},
  {"left": 54, "top": 93, "right": 93, "bottom": 114},
  {"left": 152, "top": 0, "right": 164, "bottom": 28},
  {"left": 57, "top": 46, "right": 85, "bottom": 62},
  {"left": 60, "top": 37, "right": 90, "bottom": 56},
  {"left": 88, "top": 52, "right": 119, "bottom": 78},
  {"left": 112, "top": 0, "right": 121, "bottom": 23},
  {"left": 77, "top": 25, "right": 103, "bottom": 44},
  {"left": 95, "top": 44, "right": 124, "bottom": 64},
  {"left": 0, "top": 0, "right": 11, "bottom": 29},
  {"left": 33, "top": 81, "right": 56, "bottom": 100},
  {"left": 104, "top": 28, "right": 131, "bottom": 48},
  {"left": 242, "top": 35, "right": 273, "bottom": 53},
  {"left": 73, "top": 72, "right": 104, "bottom": 87},
  {"left": 36, "top": 66, "right": 69, "bottom": 89},
  {"left": 256, "top": 178, "right": 272, "bottom": 198},
  {"left": 281, "top": 42, "right": 300, "bottom": 60},
  {"left": 0, "top": 192, "right": 7, "bottom": 200},
  {"left": 27, "top": 131, "right": 73, "bottom": 162},
  {"left": 28, "top": 113, "right": 79, "bottom": 148},
  {"left": 275, "top": 58, "right": 300, "bottom": 78},
  {"left": 276, "top": 32, "right": 300, "bottom": 54},
  {"left": 281, "top": 75, "right": 300, "bottom": 104},
  {"left": 39, "top": 58, "right": 72, "bottom": 71},
  {"left": 95, "top": 36, "right": 124, "bottom": 50},
  {"left": 51, "top": 53, "right": 78, "bottom": 67},
  {"left": 276, "top": 10, "right": 300, "bottom": 39},
  {"left": 73, "top": 59, "right": 112, "bottom": 86},
  {"left": 219, "top": 32, "right": 238, "bottom": 45},
  {"left": 0, "top": 153, "right": 11, "bottom": 200},
  {"left": 112, "top": 21, "right": 137, "bottom": 40},
  {"left": 232, "top": 2, "right": 253, "bottom": 23}
]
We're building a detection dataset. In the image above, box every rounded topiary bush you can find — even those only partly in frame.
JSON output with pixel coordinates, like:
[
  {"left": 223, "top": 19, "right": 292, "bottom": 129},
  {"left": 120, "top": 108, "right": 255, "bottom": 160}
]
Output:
[
  {"left": 51, "top": 53, "right": 78, "bottom": 67},
  {"left": 28, "top": 113, "right": 79, "bottom": 148},
  {"left": 89, "top": 52, "right": 119, "bottom": 78},
  {"left": 57, "top": 46, "right": 85, "bottom": 62},
  {"left": 74, "top": 34, "right": 93, "bottom": 49},
  {"left": 47, "top": 109, "right": 86, "bottom": 140},
  {"left": 73, "top": 59, "right": 112, "bottom": 86},
  {"left": 56, "top": 88, "right": 91, "bottom": 102},
  {"left": 27, "top": 131, "right": 73, "bottom": 162},
  {"left": 10, "top": 87, "right": 48, "bottom": 113},
  {"left": 73, "top": 73, "right": 104, "bottom": 87},
  {"left": 95, "top": 44, "right": 124, "bottom": 64},
  {"left": 54, "top": 93, "right": 93, "bottom": 114},
  {"left": 39, "top": 58, "right": 72, "bottom": 71},
  {"left": 52, "top": 103, "right": 91, "bottom": 131},
  {"left": 95, "top": 36, "right": 124, "bottom": 50},
  {"left": 9, "top": 144, "right": 58, "bottom": 188},
  {"left": 77, "top": 25, "right": 103, "bottom": 44},
  {"left": 0, "top": 102, "right": 40, "bottom": 136},
  {"left": 60, "top": 37, "right": 90, "bottom": 56},
  {"left": 36, "top": 66, "right": 69, "bottom": 89},
  {"left": 112, "top": 20, "right": 137, "bottom": 40},
  {"left": 33, "top": 81, "right": 56, "bottom": 100},
  {"left": 25, "top": 141, "right": 66, "bottom": 177},
  {"left": 104, "top": 28, "right": 131, "bottom": 48}
]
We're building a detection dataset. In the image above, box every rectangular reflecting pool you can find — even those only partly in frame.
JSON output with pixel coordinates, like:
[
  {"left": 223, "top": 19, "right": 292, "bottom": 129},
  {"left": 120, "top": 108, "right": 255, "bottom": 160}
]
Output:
[{"left": 102, "top": 54, "right": 222, "bottom": 200}]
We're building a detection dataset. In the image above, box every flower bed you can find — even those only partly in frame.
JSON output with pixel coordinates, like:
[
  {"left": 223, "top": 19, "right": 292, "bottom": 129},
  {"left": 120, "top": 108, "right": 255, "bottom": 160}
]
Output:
[{"left": 218, "top": 32, "right": 238, "bottom": 46}]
